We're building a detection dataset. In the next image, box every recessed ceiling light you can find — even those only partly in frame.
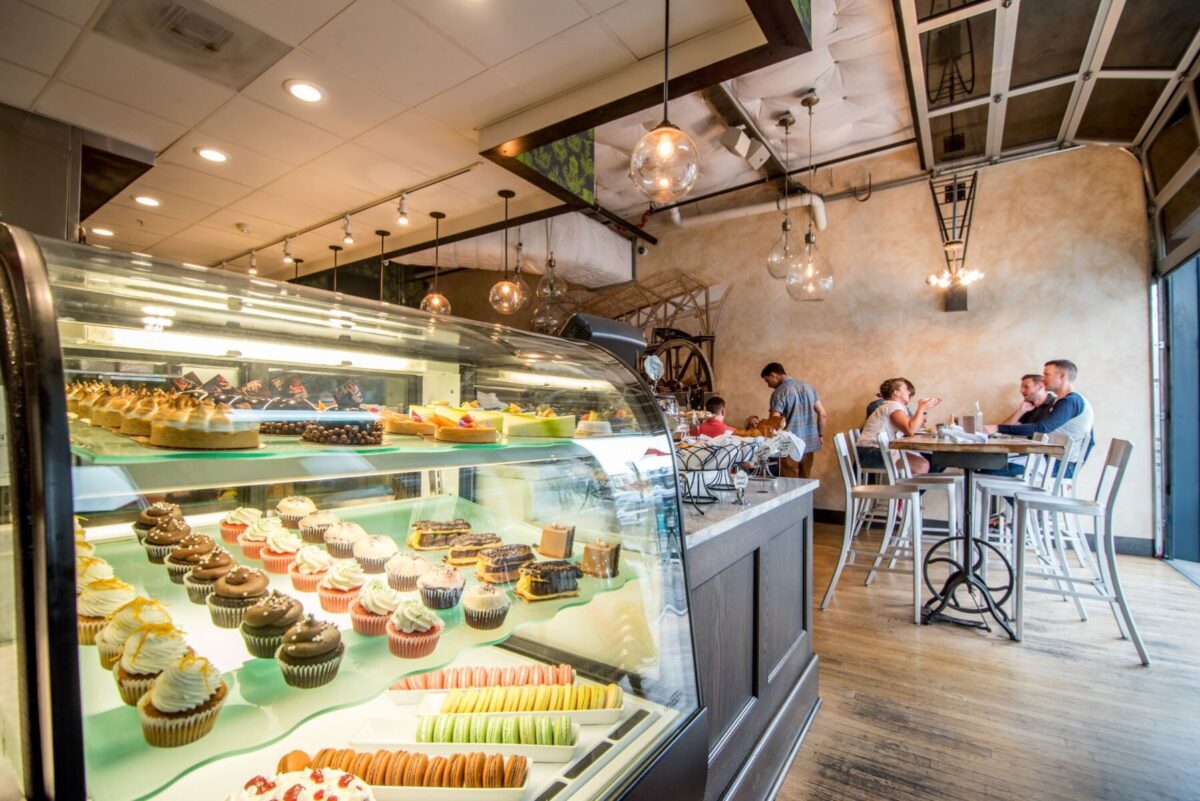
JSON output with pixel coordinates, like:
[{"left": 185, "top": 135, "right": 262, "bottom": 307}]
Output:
[
  {"left": 195, "top": 147, "right": 229, "bottom": 163},
  {"left": 92, "top": 227, "right": 115, "bottom": 237},
  {"left": 133, "top": 195, "right": 160, "bottom": 207},
  {"left": 284, "top": 79, "right": 324, "bottom": 103}
]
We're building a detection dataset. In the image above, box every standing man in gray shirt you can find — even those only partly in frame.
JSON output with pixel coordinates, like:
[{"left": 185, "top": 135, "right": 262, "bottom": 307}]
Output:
[{"left": 761, "top": 362, "right": 827, "bottom": 478}]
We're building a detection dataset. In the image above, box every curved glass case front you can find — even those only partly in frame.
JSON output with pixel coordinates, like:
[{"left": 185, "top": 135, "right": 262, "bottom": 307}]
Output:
[{"left": 33, "top": 237, "right": 699, "bottom": 801}]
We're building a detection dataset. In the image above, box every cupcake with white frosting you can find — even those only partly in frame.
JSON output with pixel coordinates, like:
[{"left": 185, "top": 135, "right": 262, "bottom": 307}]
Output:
[
  {"left": 75, "top": 556, "right": 114, "bottom": 594},
  {"left": 95, "top": 596, "right": 172, "bottom": 669},
  {"left": 288, "top": 545, "right": 334, "bottom": 593},
  {"left": 275, "top": 496, "right": 317, "bottom": 529},
  {"left": 219, "top": 507, "right": 262, "bottom": 544},
  {"left": 77, "top": 577, "right": 137, "bottom": 645},
  {"left": 112, "top": 624, "right": 191, "bottom": 705},
  {"left": 137, "top": 654, "right": 228, "bottom": 747},
  {"left": 238, "top": 515, "right": 283, "bottom": 561},
  {"left": 384, "top": 552, "right": 432, "bottom": 592},
  {"left": 298, "top": 510, "right": 339, "bottom": 544},
  {"left": 317, "top": 559, "right": 366, "bottom": 614},
  {"left": 259, "top": 526, "right": 304, "bottom": 574},
  {"left": 350, "top": 579, "right": 405, "bottom": 636},
  {"left": 352, "top": 534, "right": 399, "bottom": 574},
  {"left": 322, "top": 521, "right": 367, "bottom": 559},
  {"left": 462, "top": 584, "right": 512, "bottom": 630}
]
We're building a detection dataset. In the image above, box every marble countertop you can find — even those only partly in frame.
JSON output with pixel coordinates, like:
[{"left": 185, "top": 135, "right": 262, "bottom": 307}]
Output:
[{"left": 683, "top": 477, "right": 818, "bottom": 549}]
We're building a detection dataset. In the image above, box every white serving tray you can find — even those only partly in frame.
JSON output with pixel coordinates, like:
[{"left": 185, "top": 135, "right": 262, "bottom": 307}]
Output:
[
  {"left": 417, "top": 693, "right": 623, "bottom": 725},
  {"left": 370, "top": 777, "right": 528, "bottom": 801},
  {"left": 351, "top": 718, "right": 580, "bottom": 763}
]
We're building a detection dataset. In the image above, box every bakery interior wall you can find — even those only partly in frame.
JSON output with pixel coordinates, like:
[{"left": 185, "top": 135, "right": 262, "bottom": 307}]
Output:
[{"left": 636, "top": 145, "right": 1156, "bottom": 541}]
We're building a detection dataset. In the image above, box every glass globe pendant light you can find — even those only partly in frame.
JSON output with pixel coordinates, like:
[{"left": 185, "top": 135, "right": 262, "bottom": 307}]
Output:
[
  {"left": 536, "top": 217, "right": 568, "bottom": 301},
  {"left": 629, "top": 0, "right": 699, "bottom": 204},
  {"left": 420, "top": 211, "right": 451, "bottom": 315},
  {"left": 512, "top": 231, "right": 531, "bottom": 312},
  {"left": 785, "top": 91, "right": 834, "bottom": 301},
  {"left": 489, "top": 190, "right": 523, "bottom": 315},
  {"left": 767, "top": 112, "right": 799, "bottom": 280}
]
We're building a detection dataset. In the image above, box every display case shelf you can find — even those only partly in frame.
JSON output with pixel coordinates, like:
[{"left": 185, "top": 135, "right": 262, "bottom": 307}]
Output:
[{"left": 80, "top": 496, "right": 645, "bottom": 801}]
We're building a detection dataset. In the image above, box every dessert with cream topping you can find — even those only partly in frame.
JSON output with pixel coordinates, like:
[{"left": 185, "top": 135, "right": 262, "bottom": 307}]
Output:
[
  {"left": 350, "top": 578, "right": 405, "bottom": 636},
  {"left": 323, "top": 520, "right": 367, "bottom": 559},
  {"left": 298, "top": 510, "right": 339, "bottom": 544},
  {"left": 77, "top": 577, "right": 137, "bottom": 644},
  {"left": 95, "top": 596, "right": 172, "bottom": 669},
  {"left": 238, "top": 515, "right": 284, "bottom": 561},
  {"left": 288, "top": 545, "right": 334, "bottom": 593},
  {"left": 206, "top": 565, "right": 270, "bottom": 628},
  {"left": 352, "top": 534, "right": 398, "bottom": 573},
  {"left": 275, "top": 614, "right": 344, "bottom": 688},
  {"left": 113, "top": 623, "right": 191, "bottom": 705},
  {"left": 240, "top": 591, "right": 305, "bottom": 659},
  {"left": 384, "top": 552, "right": 432, "bottom": 592},
  {"left": 137, "top": 654, "right": 227, "bottom": 747},
  {"left": 259, "top": 526, "right": 304, "bottom": 574},
  {"left": 184, "top": 547, "right": 236, "bottom": 605},
  {"left": 386, "top": 600, "right": 444, "bottom": 658},
  {"left": 219, "top": 507, "right": 262, "bottom": 544},
  {"left": 275, "top": 496, "right": 317, "bottom": 529},
  {"left": 148, "top": 397, "right": 259, "bottom": 450},
  {"left": 317, "top": 559, "right": 367, "bottom": 614}
]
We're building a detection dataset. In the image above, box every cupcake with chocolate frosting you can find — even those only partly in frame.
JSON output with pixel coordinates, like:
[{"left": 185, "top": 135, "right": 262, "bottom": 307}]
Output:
[
  {"left": 131, "top": 502, "right": 182, "bottom": 544},
  {"left": 165, "top": 533, "right": 216, "bottom": 584},
  {"left": 240, "top": 591, "right": 305, "bottom": 658},
  {"left": 183, "top": 547, "right": 236, "bottom": 604},
  {"left": 206, "top": 565, "right": 270, "bottom": 628},
  {"left": 275, "top": 614, "right": 344, "bottom": 688},
  {"left": 143, "top": 517, "right": 191, "bottom": 564}
]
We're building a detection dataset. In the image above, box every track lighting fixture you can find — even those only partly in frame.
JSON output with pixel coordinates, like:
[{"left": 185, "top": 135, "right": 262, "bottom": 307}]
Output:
[
  {"left": 342, "top": 214, "right": 354, "bottom": 245},
  {"left": 282, "top": 238, "right": 294, "bottom": 265},
  {"left": 249, "top": 251, "right": 258, "bottom": 275},
  {"left": 397, "top": 193, "right": 410, "bottom": 226}
]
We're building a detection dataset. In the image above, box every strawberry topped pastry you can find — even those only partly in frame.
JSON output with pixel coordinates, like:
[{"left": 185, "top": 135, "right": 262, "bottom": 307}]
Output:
[
  {"left": 434, "top": 413, "right": 500, "bottom": 444},
  {"left": 381, "top": 408, "right": 436, "bottom": 437}
]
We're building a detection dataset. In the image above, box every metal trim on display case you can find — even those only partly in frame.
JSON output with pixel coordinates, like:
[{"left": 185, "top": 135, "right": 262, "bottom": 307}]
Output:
[{"left": 0, "top": 223, "right": 84, "bottom": 800}]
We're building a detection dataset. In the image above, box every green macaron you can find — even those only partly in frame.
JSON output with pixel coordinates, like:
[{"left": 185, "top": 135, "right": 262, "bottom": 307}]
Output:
[
  {"left": 553, "top": 716, "right": 573, "bottom": 746},
  {"left": 471, "top": 715, "right": 488, "bottom": 743},
  {"left": 417, "top": 716, "right": 435, "bottom": 742},
  {"left": 536, "top": 717, "right": 552, "bottom": 745},
  {"left": 519, "top": 717, "right": 536, "bottom": 745},
  {"left": 486, "top": 716, "right": 504, "bottom": 744},
  {"left": 502, "top": 717, "right": 520, "bottom": 745},
  {"left": 453, "top": 715, "right": 472, "bottom": 743},
  {"left": 434, "top": 715, "right": 454, "bottom": 743}
]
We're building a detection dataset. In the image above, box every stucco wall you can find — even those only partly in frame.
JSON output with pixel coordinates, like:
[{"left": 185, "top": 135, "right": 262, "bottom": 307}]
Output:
[{"left": 638, "top": 146, "right": 1156, "bottom": 539}]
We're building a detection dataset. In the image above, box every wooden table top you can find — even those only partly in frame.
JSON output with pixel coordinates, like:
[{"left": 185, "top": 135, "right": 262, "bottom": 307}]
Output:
[{"left": 889, "top": 434, "right": 1066, "bottom": 456}]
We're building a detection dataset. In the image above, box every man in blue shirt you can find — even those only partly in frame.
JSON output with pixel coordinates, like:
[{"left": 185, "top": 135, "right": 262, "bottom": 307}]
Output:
[
  {"left": 986, "top": 359, "right": 1094, "bottom": 475},
  {"left": 761, "top": 362, "right": 827, "bottom": 478}
]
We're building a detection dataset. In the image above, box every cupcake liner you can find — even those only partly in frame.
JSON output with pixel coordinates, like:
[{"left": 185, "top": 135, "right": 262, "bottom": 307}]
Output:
[
  {"left": 237, "top": 535, "right": 266, "bottom": 561},
  {"left": 143, "top": 542, "right": 174, "bottom": 564},
  {"left": 419, "top": 586, "right": 463, "bottom": 610},
  {"left": 274, "top": 646, "right": 344, "bottom": 688},
  {"left": 300, "top": 524, "right": 331, "bottom": 544},
  {"left": 219, "top": 523, "right": 246, "bottom": 544},
  {"left": 355, "top": 555, "right": 388, "bottom": 574},
  {"left": 349, "top": 604, "right": 389, "bottom": 636},
  {"left": 206, "top": 596, "right": 254, "bottom": 629},
  {"left": 98, "top": 641, "right": 123, "bottom": 670},
  {"left": 77, "top": 616, "right": 106, "bottom": 645},
  {"left": 183, "top": 576, "right": 218, "bottom": 605},
  {"left": 464, "top": 607, "right": 509, "bottom": 631},
  {"left": 386, "top": 621, "right": 443, "bottom": 659},
  {"left": 288, "top": 566, "right": 325, "bottom": 593},
  {"left": 279, "top": 513, "right": 305, "bottom": 530},
  {"left": 132, "top": 526, "right": 150, "bottom": 545},
  {"left": 240, "top": 626, "right": 285, "bottom": 659},
  {"left": 260, "top": 550, "right": 296, "bottom": 575},
  {"left": 325, "top": 541, "right": 355, "bottom": 559},
  {"left": 386, "top": 572, "right": 419, "bottom": 592},
  {"left": 114, "top": 667, "right": 157, "bottom": 706},
  {"left": 165, "top": 561, "right": 192, "bottom": 585},
  {"left": 138, "top": 684, "right": 228, "bottom": 748},
  {"left": 318, "top": 586, "right": 360, "bottom": 614}
]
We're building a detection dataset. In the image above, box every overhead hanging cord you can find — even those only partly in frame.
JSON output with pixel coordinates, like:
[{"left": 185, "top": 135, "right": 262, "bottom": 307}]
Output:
[
  {"left": 662, "top": 0, "right": 670, "bottom": 120},
  {"left": 503, "top": 195, "right": 510, "bottom": 280}
]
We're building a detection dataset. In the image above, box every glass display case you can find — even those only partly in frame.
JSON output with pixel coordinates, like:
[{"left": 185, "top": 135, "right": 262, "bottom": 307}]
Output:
[{"left": 0, "top": 224, "right": 707, "bottom": 801}]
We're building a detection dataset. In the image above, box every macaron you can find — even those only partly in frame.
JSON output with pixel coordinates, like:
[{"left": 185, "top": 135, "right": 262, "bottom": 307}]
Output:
[
  {"left": 553, "top": 716, "right": 573, "bottom": 746},
  {"left": 416, "top": 716, "right": 434, "bottom": 742},
  {"left": 486, "top": 716, "right": 504, "bottom": 744},
  {"left": 471, "top": 715, "right": 488, "bottom": 743},
  {"left": 519, "top": 717, "right": 536, "bottom": 745},
  {"left": 367, "top": 749, "right": 393, "bottom": 785},
  {"left": 311, "top": 748, "right": 336, "bottom": 769},
  {"left": 489, "top": 689, "right": 505, "bottom": 714},
  {"left": 350, "top": 751, "right": 373, "bottom": 779},
  {"left": 426, "top": 755, "right": 448, "bottom": 787},
  {"left": 435, "top": 715, "right": 455, "bottom": 743},
  {"left": 536, "top": 717, "right": 552, "bottom": 745},
  {"left": 276, "top": 749, "right": 311, "bottom": 773},
  {"left": 504, "top": 755, "right": 527, "bottom": 788},
  {"left": 534, "top": 685, "right": 551, "bottom": 711},
  {"left": 465, "top": 752, "right": 486, "bottom": 788},
  {"left": 453, "top": 715, "right": 471, "bottom": 743},
  {"left": 447, "top": 753, "right": 466, "bottom": 788},
  {"left": 484, "top": 754, "right": 504, "bottom": 789},
  {"left": 518, "top": 685, "right": 535, "bottom": 711},
  {"left": 607, "top": 683, "right": 623, "bottom": 709},
  {"left": 387, "top": 751, "right": 411, "bottom": 786},
  {"left": 404, "top": 753, "right": 430, "bottom": 786},
  {"left": 502, "top": 717, "right": 519, "bottom": 744}
]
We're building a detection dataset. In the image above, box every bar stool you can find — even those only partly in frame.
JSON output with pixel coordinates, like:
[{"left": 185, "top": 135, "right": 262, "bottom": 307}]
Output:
[
  {"left": 1013, "top": 438, "right": 1149, "bottom": 665},
  {"left": 823, "top": 433, "right": 925, "bottom": 623},
  {"left": 848, "top": 426, "right": 893, "bottom": 535},
  {"left": 875, "top": 431, "right": 961, "bottom": 562}
]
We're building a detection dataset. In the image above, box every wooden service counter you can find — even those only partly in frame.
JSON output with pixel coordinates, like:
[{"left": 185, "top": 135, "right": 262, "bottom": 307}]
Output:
[{"left": 683, "top": 478, "right": 820, "bottom": 801}]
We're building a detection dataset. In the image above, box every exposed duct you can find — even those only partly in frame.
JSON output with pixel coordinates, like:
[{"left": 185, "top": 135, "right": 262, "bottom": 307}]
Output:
[
  {"left": 668, "top": 192, "right": 827, "bottom": 231},
  {"left": 399, "top": 212, "right": 633, "bottom": 289}
]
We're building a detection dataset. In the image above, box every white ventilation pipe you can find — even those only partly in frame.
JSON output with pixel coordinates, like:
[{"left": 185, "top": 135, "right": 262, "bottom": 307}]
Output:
[{"left": 668, "top": 192, "right": 826, "bottom": 231}]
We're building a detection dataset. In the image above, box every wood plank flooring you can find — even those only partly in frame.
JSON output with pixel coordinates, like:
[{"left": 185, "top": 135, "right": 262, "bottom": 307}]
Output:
[{"left": 777, "top": 523, "right": 1200, "bottom": 801}]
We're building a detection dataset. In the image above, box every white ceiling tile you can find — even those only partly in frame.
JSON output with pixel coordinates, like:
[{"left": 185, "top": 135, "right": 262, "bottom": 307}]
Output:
[
  {"left": 152, "top": 236, "right": 236, "bottom": 265},
  {"left": 577, "top": 0, "right": 623, "bottom": 13},
  {"left": 399, "top": 0, "right": 588, "bottom": 67},
  {"left": 494, "top": 19, "right": 634, "bottom": 101},
  {"left": 198, "top": 97, "right": 343, "bottom": 166},
  {"left": 84, "top": 201, "right": 193, "bottom": 239},
  {"left": 598, "top": 0, "right": 749, "bottom": 59},
  {"left": 262, "top": 169, "right": 376, "bottom": 215},
  {"left": 228, "top": 190, "right": 332, "bottom": 228},
  {"left": 450, "top": 160, "right": 541, "bottom": 202},
  {"left": 241, "top": 49, "right": 405, "bottom": 139},
  {"left": 159, "top": 131, "right": 295, "bottom": 189},
  {"left": 0, "top": 59, "right": 48, "bottom": 108},
  {"left": 402, "top": 180, "right": 478, "bottom": 219},
  {"left": 306, "top": 142, "right": 429, "bottom": 195},
  {"left": 172, "top": 223, "right": 273, "bottom": 252},
  {"left": 112, "top": 183, "right": 221, "bottom": 223},
  {"left": 58, "top": 33, "right": 235, "bottom": 127},
  {"left": 301, "top": 0, "right": 484, "bottom": 107},
  {"left": 203, "top": 0, "right": 352, "bottom": 47},
  {"left": 0, "top": 1, "right": 80, "bottom": 75},
  {"left": 356, "top": 110, "right": 480, "bottom": 176},
  {"left": 82, "top": 223, "right": 161, "bottom": 248},
  {"left": 35, "top": 83, "right": 186, "bottom": 150},
  {"left": 22, "top": 0, "right": 101, "bottom": 25},
  {"left": 134, "top": 163, "right": 253, "bottom": 207},
  {"left": 199, "top": 208, "right": 295, "bottom": 245},
  {"left": 416, "top": 71, "right": 530, "bottom": 142}
]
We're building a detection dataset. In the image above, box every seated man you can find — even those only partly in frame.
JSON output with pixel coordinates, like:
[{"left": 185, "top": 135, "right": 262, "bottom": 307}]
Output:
[
  {"left": 697, "top": 396, "right": 736, "bottom": 438},
  {"left": 1002, "top": 373, "right": 1056, "bottom": 425},
  {"left": 985, "top": 359, "right": 1094, "bottom": 476}
]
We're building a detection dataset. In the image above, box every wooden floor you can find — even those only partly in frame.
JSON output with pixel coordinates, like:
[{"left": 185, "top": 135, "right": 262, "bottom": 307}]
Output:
[{"left": 778, "top": 523, "right": 1200, "bottom": 801}]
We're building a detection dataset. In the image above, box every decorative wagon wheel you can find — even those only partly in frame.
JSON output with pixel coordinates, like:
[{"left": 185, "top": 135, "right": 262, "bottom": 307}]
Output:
[{"left": 645, "top": 338, "right": 715, "bottom": 396}]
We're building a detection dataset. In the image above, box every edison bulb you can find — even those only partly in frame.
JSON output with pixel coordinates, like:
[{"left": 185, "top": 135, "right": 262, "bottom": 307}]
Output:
[
  {"left": 630, "top": 122, "right": 700, "bottom": 203},
  {"left": 766, "top": 218, "right": 799, "bottom": 280},
  {"left": 531, "top": 302, "right": 561, "bottom": 334},
  {"left": 489, "top": 280, "right": 522, "bottom": 315},
  {"left": 536, "top": 270, "right": 567, "bottom": 301},
  {"left": 785, "top": 234, "right": 834, "bottom": 301},
  {"left": 420, "top": 291, "right": 451, "bottom": 315}
]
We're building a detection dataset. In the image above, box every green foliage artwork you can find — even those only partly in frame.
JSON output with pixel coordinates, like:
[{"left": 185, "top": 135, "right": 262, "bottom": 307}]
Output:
[
  {"left": 516, "top": 129, "right": 595, "bottom": 205},
  {"left": 792, "top": 0, "right": 811, "bottom": 39}
]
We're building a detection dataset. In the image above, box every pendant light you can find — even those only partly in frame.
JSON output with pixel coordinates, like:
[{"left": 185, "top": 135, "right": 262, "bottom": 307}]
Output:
[
  {"left": 629, "top": 0, "right": 700, "bottom": 204},
  {"left": 376, "top": 229, "right": 390, "bottom": 301},
  {"left": 397, "top": 193, "right": 410, "bottom": 226},
  {"left": 420, "top": 211, "right": 451, "bottom": 315},
  {"left": 785, "top": 92, "right": 834, "bottom": 302},
  {"left": 329, "top": 244, "right": 342, "bottom": 292},
  {"left": 282, "top": 237, "right": 294, "bottom": 264},
  {"left": 249, "top": 251, "right": 258, "bottom": 275},
  {"left": 489, "top": 190, "right": 523, "bottom": 315},
  {"left": 536, "top": 217, "right": 567, "bottom": 301},
  {"left": 766, "top": 113, "right": 799, "bottom": 280}
]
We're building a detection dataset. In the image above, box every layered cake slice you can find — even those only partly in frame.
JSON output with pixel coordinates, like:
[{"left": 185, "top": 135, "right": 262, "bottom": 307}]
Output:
[
  {"left": 515, "top": 560, "right": 584, "bottom": 601},
  {"left": 475, "top": 544, "right": 535, "bottom": 584}
]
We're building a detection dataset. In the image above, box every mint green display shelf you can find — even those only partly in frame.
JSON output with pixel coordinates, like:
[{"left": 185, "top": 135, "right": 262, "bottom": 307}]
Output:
[
  {"left": 80, "top": 496, "right": 640, "bottom": 801},
  {"left": 68, "top": 421, "right": 612, "bottom": 500}
]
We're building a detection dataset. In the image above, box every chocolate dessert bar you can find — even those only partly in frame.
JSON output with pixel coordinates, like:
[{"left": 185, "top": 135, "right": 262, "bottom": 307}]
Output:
[
  {"left": 475, "top": 544, "right": 535, "bottom": 584},
  {"left": 538, "top": 524, "right": 575, "bottom": 559},
  {"left": 581, "top": 541, "right": 620, "bottom": 578},
  {"left": 408, "top": 519, "right": 472, "bottom": 550},
  {"left": 515, "top": 560, "right": 583, "bottom": 601},
  {"left": 446, "top": 533, "right": 502, "bottom": 565}
]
